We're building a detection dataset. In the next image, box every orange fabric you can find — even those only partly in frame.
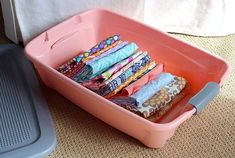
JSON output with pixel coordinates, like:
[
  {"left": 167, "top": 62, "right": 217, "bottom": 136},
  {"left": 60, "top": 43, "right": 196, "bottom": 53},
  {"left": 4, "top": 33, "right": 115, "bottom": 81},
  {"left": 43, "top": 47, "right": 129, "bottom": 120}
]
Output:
[{"left": 120, "top": 64, "right": 164, "bottom": 96}]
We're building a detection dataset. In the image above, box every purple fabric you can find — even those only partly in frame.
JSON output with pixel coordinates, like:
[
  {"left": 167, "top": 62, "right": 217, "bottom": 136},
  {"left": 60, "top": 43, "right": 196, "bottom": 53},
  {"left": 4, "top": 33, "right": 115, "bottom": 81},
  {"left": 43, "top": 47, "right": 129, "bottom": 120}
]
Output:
[{"left": 109, "top": 96, "right": 137, "bottom": 107}]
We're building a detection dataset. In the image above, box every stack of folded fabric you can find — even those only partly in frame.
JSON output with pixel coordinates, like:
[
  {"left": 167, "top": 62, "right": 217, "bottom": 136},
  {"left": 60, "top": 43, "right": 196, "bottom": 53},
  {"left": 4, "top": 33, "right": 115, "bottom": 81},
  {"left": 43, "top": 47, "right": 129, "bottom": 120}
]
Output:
[{"left": 56, "top": 35, "right": 188, "bottom": 120}]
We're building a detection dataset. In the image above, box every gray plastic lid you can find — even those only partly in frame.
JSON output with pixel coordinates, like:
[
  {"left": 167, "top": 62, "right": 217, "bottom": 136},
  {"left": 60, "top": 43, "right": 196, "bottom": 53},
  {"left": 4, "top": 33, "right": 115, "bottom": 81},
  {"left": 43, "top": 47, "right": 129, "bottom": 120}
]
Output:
[{"left": 0, "top": 44, "right": 56, "bottom": 158}]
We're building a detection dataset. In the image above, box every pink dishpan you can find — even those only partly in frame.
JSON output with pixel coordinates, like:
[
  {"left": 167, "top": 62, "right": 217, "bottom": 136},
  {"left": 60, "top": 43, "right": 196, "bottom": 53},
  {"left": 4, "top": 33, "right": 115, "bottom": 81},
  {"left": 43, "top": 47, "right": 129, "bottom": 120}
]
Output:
[{"left": 25, "top": 9, "right": 230, "bottom": 148}]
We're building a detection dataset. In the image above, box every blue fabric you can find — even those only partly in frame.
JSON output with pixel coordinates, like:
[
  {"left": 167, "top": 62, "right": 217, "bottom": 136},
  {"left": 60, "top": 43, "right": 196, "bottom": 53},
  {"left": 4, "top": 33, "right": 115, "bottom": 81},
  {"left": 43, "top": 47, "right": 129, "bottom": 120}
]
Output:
[
  {"left": 90, "top": 42, "right": 138, "bottom": 77},
  {"left": 72, "top": 42, "right": 138, "bottom": 82},
  {"left": 131, "top": 73, "right": 175, "bottom": 106},
  {"left": 96, "top": 54, "right": 151, "bottom": 96},
  {"left": 106, "top": 55, "right": 151, "bottom": 93},
  {"left": 86, "top": 41, "right": 129, "bottom": 64}
]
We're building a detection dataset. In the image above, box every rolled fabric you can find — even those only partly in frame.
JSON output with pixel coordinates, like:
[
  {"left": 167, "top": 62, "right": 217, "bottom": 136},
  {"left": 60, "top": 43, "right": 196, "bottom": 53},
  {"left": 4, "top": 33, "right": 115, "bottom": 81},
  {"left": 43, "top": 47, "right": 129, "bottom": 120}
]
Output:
[
  {"left": 138, "top": 76, "right": 187, "bottom": 118},
  {"left": 72, "top": 42, "right": 138, "bottom": 82},
  {"left": 85, "top": 41, "right": 128, "bottom": 64},
  {"left": 131, "top": 73, "right": 175, "bottom": 106},
  {"left": 105, "top": 61, "right": 156, "bottom": 98},
  {"left": 120, "top": 64, "right": 164, "bottom": 96},
  {"left": 75, "top": 35, "right": 120, "bottom": 63}
]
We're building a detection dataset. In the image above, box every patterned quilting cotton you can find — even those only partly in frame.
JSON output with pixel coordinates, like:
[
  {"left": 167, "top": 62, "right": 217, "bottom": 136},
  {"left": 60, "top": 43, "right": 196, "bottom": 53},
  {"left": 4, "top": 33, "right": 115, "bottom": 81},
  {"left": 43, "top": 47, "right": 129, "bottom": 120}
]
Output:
[
  {"left": 72, "top": 42, "right": 138, "bottom": 82},
  {"left": 131, "top": 73, "right": 175, "bottom": 106}
]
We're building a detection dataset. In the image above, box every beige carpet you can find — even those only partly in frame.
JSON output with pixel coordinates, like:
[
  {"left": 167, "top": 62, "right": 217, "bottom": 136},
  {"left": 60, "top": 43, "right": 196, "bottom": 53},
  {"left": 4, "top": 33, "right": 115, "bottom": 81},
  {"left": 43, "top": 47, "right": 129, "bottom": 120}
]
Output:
[{"left": 41, "top": 34, "right": 234, "bottom": 158}]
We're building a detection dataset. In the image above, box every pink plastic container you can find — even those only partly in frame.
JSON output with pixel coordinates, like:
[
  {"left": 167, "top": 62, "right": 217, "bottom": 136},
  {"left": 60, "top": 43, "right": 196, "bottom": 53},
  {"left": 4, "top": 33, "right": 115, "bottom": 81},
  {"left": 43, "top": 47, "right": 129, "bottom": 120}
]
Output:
[{"left": 25, "top": 9, "right": 230, "bottom": 148}]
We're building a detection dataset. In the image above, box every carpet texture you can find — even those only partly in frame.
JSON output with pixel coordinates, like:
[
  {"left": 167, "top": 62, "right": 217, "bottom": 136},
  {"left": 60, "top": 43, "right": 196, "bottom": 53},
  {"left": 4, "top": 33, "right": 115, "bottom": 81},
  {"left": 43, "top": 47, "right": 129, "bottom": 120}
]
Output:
[{"left": 42, "top": 34, "right": 235, "bottom": 158}]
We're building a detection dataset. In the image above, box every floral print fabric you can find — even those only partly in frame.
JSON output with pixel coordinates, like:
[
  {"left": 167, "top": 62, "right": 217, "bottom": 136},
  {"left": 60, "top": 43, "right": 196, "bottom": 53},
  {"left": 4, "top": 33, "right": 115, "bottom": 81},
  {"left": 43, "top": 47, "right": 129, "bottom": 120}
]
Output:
[
  {"left": 139, "top": 76, "right": 187, "bottom": 118},
  {"left": 110, "top": 76, "right": 187, "bottom": 118}
]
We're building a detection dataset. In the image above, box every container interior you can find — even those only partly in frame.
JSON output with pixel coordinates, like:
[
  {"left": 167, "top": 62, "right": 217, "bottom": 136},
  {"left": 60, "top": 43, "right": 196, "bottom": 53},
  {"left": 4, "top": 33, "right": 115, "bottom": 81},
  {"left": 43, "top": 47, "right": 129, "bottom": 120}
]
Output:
[{"left": 27, "top": 9, "right": 228, "bottom": 123}]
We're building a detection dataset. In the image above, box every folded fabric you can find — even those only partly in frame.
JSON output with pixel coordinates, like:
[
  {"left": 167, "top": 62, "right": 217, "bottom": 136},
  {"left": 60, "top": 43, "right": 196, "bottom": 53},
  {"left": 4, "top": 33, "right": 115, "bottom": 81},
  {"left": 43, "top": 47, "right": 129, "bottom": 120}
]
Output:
[
  {"left": 93, "top": 51, "right": 142, "bottom": 82},
  {"left": 72, "top": 42, "right": 138, "bottom": 82},
  {"left": 82, "top": 51, "right": 143, "bottom": 91},
  {"left": 105, "top": 61, "right": 156, "bottom": 98},
  {"left": 102, "top": 55, "right": 151, "bottom": 95},
  {"left": 110, "top": 76, "right": 187, "bottom": 118},
  {"left": 147, "top": 82, "right": 190, "bottom": 122},
  {"left": 94, "top": 54, "right": 151, "bottom": 96},
  {"left": 57, "top": 58, "right": 80, "bottom": 74},
  {"left": 82, "top": 40, "right": 122, "bottom": 63},
  {"left": 110, "top": 99, "right": 141, "bottom": 116},
  {"left": 110, "top": 96, "right": 137, "bottom": 107},
  {"left": 85, "top": 41, "right": 128, "bottom": 64},
  {"left": 128, "top": 61, "right": 157, "bottom": 84},
  {"left": 104, "top": 51, "right": 147, "bottom": 84},
  {"left": 138, "top": 76, "right": 187, "bottom": 118},
  {"left": 131, "top": 73, "right": 175, "bottom": 106},
  {"left": 75, "top": 35, "right": 120, "bottom": 63},
  {"left": 63, "top": 62, "right": 85, "bottom": 78},
  {"left": 57, "top": 35, "right": 121, "bottom": 75},
  {"left": 120, "top": 64, "right": 164, "bottom": 96}
]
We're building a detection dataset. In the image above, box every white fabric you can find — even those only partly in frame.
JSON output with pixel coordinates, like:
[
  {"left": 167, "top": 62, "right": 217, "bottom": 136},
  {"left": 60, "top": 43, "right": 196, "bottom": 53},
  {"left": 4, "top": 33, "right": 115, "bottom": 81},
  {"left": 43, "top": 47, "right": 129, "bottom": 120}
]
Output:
[
  {"left": 13, "top": 0, "right": 235, "bottom": 44},
  {"left": 144, "top": 0, "right": 235, "bottom": 36}
]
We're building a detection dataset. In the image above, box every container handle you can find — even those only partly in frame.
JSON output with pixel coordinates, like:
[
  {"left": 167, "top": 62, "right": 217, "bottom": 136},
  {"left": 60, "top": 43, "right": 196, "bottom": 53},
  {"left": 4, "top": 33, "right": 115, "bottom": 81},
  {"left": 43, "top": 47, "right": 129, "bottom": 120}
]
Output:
[
  {"left": 43, "top": 15, "right": 83, "bottom": 49},
  {"left": 50, "top": 30, "right": 80, "bottom": 49},
  {"left": 189, "top": 82, "right": 220, "bottom": 114}
]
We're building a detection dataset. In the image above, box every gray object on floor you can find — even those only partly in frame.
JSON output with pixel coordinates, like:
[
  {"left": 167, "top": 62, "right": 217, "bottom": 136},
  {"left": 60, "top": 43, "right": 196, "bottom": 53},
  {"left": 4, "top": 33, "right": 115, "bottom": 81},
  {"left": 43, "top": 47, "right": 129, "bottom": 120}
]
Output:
[{"left": 0, "top": 44, "right": 56, "bottom": 158}]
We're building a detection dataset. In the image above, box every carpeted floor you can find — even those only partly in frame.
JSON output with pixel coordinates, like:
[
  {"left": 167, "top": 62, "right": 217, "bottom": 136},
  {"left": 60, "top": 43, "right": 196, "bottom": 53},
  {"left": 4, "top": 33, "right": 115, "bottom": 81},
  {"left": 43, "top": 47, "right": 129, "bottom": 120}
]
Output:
[{"left": 0, "top": 8, "right": 234, "bottom": 158}]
